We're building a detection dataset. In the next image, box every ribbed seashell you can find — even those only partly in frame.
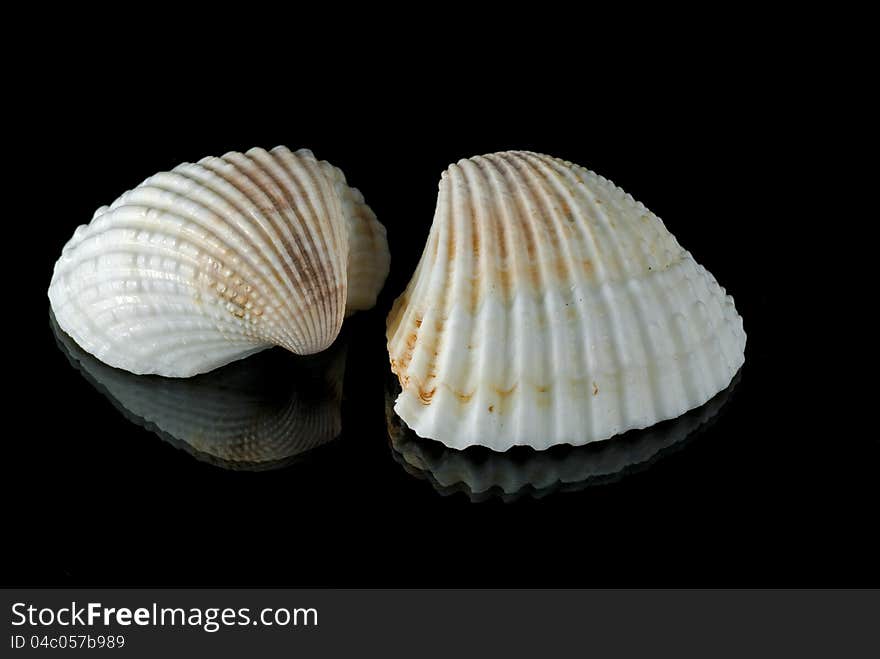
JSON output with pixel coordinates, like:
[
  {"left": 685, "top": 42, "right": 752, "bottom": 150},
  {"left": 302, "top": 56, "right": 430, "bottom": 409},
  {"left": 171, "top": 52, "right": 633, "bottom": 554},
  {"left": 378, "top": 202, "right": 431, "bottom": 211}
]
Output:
[
  {"left": 387, "top": 151, "right": 746, "bottom": 451},
  {"left": 387, "top": 371, "right": 738, "bottom": 501},
  {"left": 49, "top": 146, "right": 389, "bottom": 377},
  {"left": 51, "top": 311, "right": 346, "bottom": 470}
]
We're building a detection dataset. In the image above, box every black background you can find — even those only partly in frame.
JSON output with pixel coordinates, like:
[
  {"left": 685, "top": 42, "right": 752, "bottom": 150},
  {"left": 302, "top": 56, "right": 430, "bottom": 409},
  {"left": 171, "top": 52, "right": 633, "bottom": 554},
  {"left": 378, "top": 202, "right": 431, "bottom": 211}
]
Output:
[{"left": 6, "top": 29, "right": 875, "bottom": 587}]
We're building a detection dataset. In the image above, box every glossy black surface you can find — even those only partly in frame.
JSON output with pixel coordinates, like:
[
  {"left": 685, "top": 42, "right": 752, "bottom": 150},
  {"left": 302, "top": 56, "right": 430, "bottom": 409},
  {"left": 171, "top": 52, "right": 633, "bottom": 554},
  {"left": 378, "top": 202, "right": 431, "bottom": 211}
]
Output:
[{"left": 9, "top": 60, "right": 876, "bottom": 587}]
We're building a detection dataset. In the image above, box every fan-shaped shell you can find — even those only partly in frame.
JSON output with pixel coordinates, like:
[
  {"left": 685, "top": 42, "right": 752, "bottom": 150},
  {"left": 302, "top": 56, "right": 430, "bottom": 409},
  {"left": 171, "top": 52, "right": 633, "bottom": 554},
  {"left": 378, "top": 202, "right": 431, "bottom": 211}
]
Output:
[
  {"left": 52, "top": 311, "right": 346, "bottom": 470},
  {"left": 49, "top": 146, "right": 389, "bottom": 377},
  {"left": 387, "top": 151, "right": 745, "bottom": 451}
]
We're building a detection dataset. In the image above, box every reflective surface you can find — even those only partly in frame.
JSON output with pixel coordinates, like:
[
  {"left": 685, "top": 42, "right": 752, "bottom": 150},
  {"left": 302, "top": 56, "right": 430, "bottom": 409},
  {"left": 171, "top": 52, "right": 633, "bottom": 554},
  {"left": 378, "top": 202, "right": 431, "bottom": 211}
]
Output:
[
  {"left": 388, "top": 373, "right": 740, "bottom": 501},
  {"left": 51, "top": 310, "right": 347, "bottom": 471},
  {"left": 14, "top": 90, "right": 876, "bottom": 587}
]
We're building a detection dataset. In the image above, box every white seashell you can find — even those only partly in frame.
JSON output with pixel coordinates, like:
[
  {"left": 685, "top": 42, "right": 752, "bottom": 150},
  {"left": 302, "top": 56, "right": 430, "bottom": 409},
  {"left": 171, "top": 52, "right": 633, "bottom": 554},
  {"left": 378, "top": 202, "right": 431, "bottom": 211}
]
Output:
[
  {"left": 52, "top": 311, "right": 346, "bottom": 470},
  {"left": 387, "top": 151, "right": 746, "bottom": 451},
  {"left": 387, "top": 371, "right": 738, "bottom": 501},
  {"left": 49, "top": 146, "right": 389, "bottom": 377}
]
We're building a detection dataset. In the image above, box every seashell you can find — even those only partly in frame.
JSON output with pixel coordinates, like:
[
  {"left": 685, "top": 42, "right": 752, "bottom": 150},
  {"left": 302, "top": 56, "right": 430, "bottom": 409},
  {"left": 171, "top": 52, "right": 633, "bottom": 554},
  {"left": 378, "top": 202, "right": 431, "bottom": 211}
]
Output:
[
  {"left": 387, "top": 370, "right": 739, "bottom": 501},
  {"left": 51, "top": 310, "right": 346, "bottom": 470},
  {"left": 49, "top": 146, "right": 389, "bottom": 377},
  {"left": 387, "top": 151, "right": 746, "bottom": 451}
]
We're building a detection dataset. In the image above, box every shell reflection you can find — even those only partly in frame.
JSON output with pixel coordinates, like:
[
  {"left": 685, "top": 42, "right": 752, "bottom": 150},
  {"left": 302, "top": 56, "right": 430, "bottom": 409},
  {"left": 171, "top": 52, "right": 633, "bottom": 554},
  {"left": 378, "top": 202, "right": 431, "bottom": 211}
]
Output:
[
  {"left": 387, "top": 370, "right": 739, "bottom": 501},
  {"left": 51, "top": 310, "right": 346, "bottom": 470}
]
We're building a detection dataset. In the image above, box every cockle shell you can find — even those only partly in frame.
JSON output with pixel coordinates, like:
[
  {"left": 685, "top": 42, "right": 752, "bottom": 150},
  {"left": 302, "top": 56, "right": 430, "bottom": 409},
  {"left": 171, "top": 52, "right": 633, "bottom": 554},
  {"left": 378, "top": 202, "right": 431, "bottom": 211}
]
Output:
[
  {"left": 387, "top": 151, "right": 746, "bottom": 451},
  {"left": 52, "top": 311, "right": 346, "bottom": 470},
  {"left": 387, "top": 371, "right": 738, "bottom": 501},
  {"left": 49, "top": 146, "right": 389, "bottom": 377}
]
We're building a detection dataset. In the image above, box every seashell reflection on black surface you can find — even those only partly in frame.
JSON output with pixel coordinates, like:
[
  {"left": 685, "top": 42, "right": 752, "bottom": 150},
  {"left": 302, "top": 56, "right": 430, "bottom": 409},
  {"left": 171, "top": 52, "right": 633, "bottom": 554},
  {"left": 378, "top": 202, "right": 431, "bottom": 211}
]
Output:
[
  {"left": 51, "top": 310, "right": 346, "bottom": 470},
  {"left": 387, "top": 370, "right": 739, "bottom": 502}
]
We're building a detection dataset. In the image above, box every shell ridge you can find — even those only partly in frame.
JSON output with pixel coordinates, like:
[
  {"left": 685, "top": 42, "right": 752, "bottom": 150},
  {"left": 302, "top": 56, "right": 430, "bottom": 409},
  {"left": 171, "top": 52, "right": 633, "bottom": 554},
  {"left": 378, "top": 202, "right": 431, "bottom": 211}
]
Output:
[
  {"left": 341, "top": 195, "right": 389, "bottom": 314},
  {"left": 704, "top": 269, "right": 746, "bottom": 386},
  {"left": 675, "top": 261, "right": 723, "bottom": 406},
  {"left": 116, "top": 183, "right": 301, "bottom": 342},
  {"left": 475, "top": 156, "right": 524, "bottom": 440},
  {"left": 674, "top": 262, "right": 721, "bottom": 402},
  {"left": 345, "top": 213, "right": 382, "bottom": 310},
  {"left": 167, "top": 163, "right": 313, "bottom": 334},
  {"left": 506, "top": 152, "right": 606, "bottom": 444},
  {"left": 386, "top": 222, "right": 437, "bottom": 383},
  {"left": 460, "top": 158, "right": 509, "bottom": 441},
  {"left": 648, "top": 260, "right": 703, "bottom": 411},
  {"left": 192, "top": 156, "right": 320, "bottom": 323},
  {"left": 294, "top": 152, "right": 350, "bottom": 329},
  {"left": 147, "top": 340, "right": 268, "bottom": 373},
  {"left": 496, "top": 153, "right": 559, "bottom": 443},
  {"left": 307, "top": 156, "right": 351, "bottom": 266},
  {"left": 154, "top": 339, "right": 266, "bottom": 365},
  {"left": 96, "top": 306, "right": 264, "bottom": 345},
  {"left": 694, "top": 262, "right": 741, "bottom": 379},
  {"left": 242, "top": 149, "right": 338, "bottom": 351},
  {"left": 486, "top": 153, "right": 560, "bottom": 446},
  {"left": 215, "top": 153, "right": 318, "bottom": 352},
  {"left": 511, "top": 153, "right": 603, "bottom": 444},
  {"left": 315, "top": 160, "right": 358, "bottom": 274},
  {"left": 420, "top": 163, "right": 467, "bottom": 426},
  {"left": 50, "top": 220, "right": 263, "bottom": 365},
  {"left": 266, "top": 148, "right": 347, "bottom": 346},
  {"left": 512, "top": 156, "right": 610, "bottom": 440},
  {"left": 531, "top": 153, "right": 663, "bottom": 429},
  {"left": 389, "top": 205, "right": 441, "bottom": 413},
  {"left": 270, "top": 151, "right": 346, "bottom": 349},
  {"left": 576, "top": 168, "right": 638, "bottom": 433},
  {"left": 221, "top": 150, "right": 327, "bottom": 349},
  {"left": 55, "top": 216, "right": 295, "bottom": 351},
  {"left": 278, "top": 151, "right": 347, "bottom": 347}
]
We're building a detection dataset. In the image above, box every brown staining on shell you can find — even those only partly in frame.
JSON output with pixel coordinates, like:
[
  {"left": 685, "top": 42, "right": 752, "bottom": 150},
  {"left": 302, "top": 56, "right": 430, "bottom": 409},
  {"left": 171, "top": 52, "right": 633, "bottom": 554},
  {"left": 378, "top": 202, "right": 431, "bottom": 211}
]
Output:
[
  {"left": 521, "top": 226, "right": 537, "bottom": 261},
  {"left": 495, "top": 384, "right": 517, "bottom": 398},
  {"left": 224, "top": 153, "right": 339, "bottom": 332},
  {"left": 388, "top": 319, "right": 418, "bottom": 381},
  {"left": 554, "top": 257, "right": 572, "bottom": 282},
  {"left": 593, "top": 381, "right": 599, "bottom": 396},
  {"left": 471, "top": 211, "right": 481, "bottom": 258},
  {"left": 200, "top": 255, "right": 265, "bottom": 323},
  {"left": 445, "top": 210, "right": 456, "bottom": 263},
  {"left": 418, "top": 386, "right": 436, "bottom": 405},
  {"left": 498, "top": 267, "right": 512, "bottom": 300},
  {"left": 494, "top": 202, "right": 509, "bottom": 262},
  {"left": 525, "top": 262, "right": 539, "bottom": 288},
  {"left": 393, "top": 332, "right": 418, "bottom": 374},
  {"left": 535, "top": 383, "right": 552, "bottom": 409},
  {"left": 469, "top": 275, "right": 481, "bottom": 314}
]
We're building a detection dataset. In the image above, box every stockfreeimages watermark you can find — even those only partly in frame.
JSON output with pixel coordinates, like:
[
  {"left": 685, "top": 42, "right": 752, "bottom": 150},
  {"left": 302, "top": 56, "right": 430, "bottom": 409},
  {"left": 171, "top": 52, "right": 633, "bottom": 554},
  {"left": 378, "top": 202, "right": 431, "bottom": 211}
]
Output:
[{"left": 11, "top": 601, "right": 318, "bottom": 633}]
